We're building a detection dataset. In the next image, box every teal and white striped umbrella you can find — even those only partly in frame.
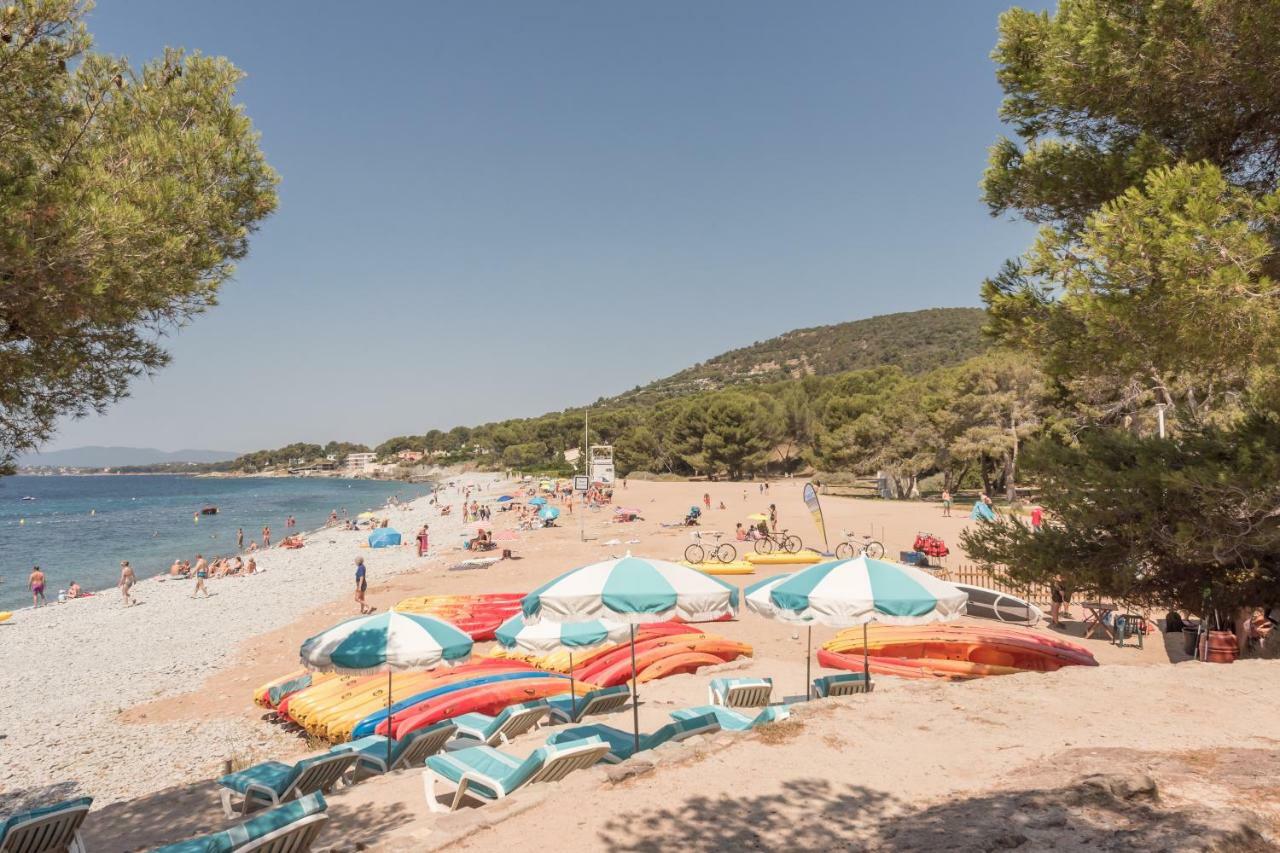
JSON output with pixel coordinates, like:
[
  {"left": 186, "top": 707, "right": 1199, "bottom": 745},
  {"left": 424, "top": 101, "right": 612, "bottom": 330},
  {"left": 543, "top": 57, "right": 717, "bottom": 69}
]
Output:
[
  {"left": 495, "top": 613, "right": 630, "bottom": 655},
  {"left": 767, "top": 555, "right": 967, "bottom": 627},
  {"left": 521, "top": 553, "right": 739, "bottom": 625},
  {"left": 300, "top": 610, "right": 473, "bottom": 675},
  {"left": 743, "top": 573, "right": 802, "bottom": 620}
]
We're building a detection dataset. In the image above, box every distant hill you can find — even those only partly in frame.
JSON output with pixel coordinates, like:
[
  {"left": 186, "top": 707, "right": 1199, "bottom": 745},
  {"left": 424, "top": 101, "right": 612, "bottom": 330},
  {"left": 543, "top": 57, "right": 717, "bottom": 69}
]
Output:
[
  {"left": 608, "top": 307, "right": 988, "bottom": 405},
  {"left": 16, "top": 446, "right": 238, "bottom": 469}
]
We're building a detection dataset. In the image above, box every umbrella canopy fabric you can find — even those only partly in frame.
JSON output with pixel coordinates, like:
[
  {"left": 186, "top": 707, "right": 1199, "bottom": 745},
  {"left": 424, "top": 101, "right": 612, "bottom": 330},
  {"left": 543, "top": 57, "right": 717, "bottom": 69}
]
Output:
[
  {"left": 494, "top": 613, "right": 630, "bottom": 655},
  {"left": 522, "top": 553, "right": 739, "bottom": 625},
  {"left": 766, "top": 556, "right": 967, "bottom": 627},
  {"left": 368, "top": 528, "right": 402, "bottom": 548},
  {"left": 744, "top": 573, "right": 801, "bottom": 620},
  {"left": 496, "top": 495, "right": 515, "bottom": 502},
  {"left": 528, "top": 497, "right": 548, "bottom": 506},
  {"left": 300, "top": 610, "right": 473, "bottom": 675},
  {"left": 539, "top": 506, "right": 561, "bottom": 521}
]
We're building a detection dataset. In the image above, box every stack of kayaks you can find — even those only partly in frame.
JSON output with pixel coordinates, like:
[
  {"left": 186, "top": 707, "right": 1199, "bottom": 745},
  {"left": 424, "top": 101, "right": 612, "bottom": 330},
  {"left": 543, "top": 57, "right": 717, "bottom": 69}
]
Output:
[
  {"left": 571, "top": 633, "right": 753, "bottom": 688},
  {"left": 819, "top": 624, "right": 1097, "bottom": 681},
  {"left": 487, "top": 621, "right": 704, "bottom": 672},
  {"left": 393, "top": 593, "right": 524, "bottom": 641},
  {"left": 744, "top": 550, "right": 825, "bottom": 565},
  {"left": 680, "top": 560, "right": 756, "bottom": 575}
]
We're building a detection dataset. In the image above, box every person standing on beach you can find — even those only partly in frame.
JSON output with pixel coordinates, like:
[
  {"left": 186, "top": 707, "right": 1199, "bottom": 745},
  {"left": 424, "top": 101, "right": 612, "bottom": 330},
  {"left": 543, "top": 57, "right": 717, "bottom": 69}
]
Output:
[
  {"left": 355, "top": 557, "right": 369, "bottom": 614},
  {"left": 119, "top": 561, "right": 136, "bottom": 606},
  {"left": 191, "top": 555, "right": 210, "bottom": 598},
  {"left": 941, "top": 490, "right": 952, "bottom": 517},
  {"left": 417, "top": 524, "right": 430, "bottom": 557},
  {"left": 262, "top": 525, "right": 271, "bottom": 548},
  {"left": 29, "top": 566, "right": 46, "bottom": 608},
  {"left": 703, "top": 492, "right": 711, "bottom": 511},
  {"left": 237, "top": 528, "right": 244, "bottom": 550}
]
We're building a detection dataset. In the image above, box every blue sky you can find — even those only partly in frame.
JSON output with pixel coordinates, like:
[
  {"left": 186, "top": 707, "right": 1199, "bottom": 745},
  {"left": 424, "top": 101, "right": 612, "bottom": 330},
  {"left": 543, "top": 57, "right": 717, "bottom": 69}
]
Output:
[{"left": 49, "top": 1, "right": 1042, "bottom": 453}]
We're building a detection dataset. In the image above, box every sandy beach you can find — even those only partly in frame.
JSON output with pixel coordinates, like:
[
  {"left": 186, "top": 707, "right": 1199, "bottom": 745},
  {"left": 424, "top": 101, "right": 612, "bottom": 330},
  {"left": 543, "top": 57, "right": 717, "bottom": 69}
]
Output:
[{"left": 3, "top": 478, "right": 1278, "bottom": 851}]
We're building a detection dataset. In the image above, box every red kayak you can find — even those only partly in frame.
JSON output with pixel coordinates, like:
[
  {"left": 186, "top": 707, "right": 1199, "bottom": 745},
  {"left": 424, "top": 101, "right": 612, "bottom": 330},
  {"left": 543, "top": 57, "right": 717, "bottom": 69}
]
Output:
[
  {"left": 580, "top": 637, "right": 752, "bottom": 687},
  {"left": 387, "top": 677, "right": 581, "bottom": 739}
]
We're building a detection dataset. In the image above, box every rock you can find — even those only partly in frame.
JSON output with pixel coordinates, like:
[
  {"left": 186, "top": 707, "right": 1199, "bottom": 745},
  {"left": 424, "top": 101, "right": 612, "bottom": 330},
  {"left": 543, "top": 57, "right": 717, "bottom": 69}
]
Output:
[
  {"left": 1027, "top": 808, "right": 1068, "bottom": 829},
  {"left": 1075, "top": 773, "right": 1158, "bottom": 803},
  {"left": 983, "top": 830, "right": 1028, "bottom": 850},
  {"left": 606, "top": 760, "right": 655, "bottom": 783}
]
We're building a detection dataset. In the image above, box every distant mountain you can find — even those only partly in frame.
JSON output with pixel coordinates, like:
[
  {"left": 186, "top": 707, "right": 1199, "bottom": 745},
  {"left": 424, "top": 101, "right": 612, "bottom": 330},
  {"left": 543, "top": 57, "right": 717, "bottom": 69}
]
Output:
[
  {"left": 16, "top": 446, "right": 238, "bottom": 468},
  {"left": 608, "top": 307, "right": 988, "bottom": 405}
]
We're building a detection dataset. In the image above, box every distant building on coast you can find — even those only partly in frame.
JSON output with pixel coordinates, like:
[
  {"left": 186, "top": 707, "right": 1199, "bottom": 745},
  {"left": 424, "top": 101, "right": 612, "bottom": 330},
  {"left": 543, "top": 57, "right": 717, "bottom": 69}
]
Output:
[
  {"left": 345, "top": 452, "right": 377, "bottom": 472},
  {"left": 396, "top": 450, "right": 424, "bottom": 463}
]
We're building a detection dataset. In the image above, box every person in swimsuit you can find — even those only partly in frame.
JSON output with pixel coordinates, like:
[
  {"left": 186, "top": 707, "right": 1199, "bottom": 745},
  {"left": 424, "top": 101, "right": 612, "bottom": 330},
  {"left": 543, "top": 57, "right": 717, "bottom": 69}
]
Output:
[
  {"left": 355, "top": 557, "right": 369, "bottom": 614},
  {"left": 68, "top": 581, "right": 82, "bottom": 599},
  {"left": 118, "top": 561, "right": 136, "bottom": 606},
  {"left": 262, "top": 526, "right": 271, "bottom": 548},
  {"left": 29, "top": 566, "right": 46, "bottom": 607},
  {"left": 237, "top": 528, "right": 244, "bottom": 550},
  {"left": 941, "top": 490, "right": 952, "bottom": 517},
  {"left": 417, "top": 524, "right": 430, "bottom": 557},
  {"left": 191, "top": 555, "right": 210, "bottom": 598}
]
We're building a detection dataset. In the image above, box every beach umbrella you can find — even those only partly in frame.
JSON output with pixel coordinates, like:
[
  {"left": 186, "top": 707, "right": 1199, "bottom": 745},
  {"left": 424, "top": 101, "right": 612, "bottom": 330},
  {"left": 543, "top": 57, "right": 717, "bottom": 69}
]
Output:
[
  {"left": 496, "top": 495, "right": 515, "bottom": 502},
  {"left": 754, "top": 555, "right": 967, "bottom": 698},
  {"left": 357, "top": 511, "right": 376, "bottom": 519},
  {"left": 368, "top": 527, "right": 402, "bottom": 548},
  {"left": 747, "top": 513, "right": 768, "bottom": 522},
  {"left": 538, "top": 506, "right": 560, "bottom": 521},
  {"left": 300, "top": 611, "right": 472, "bottom": 764},
  {"left": 494, "top": 613, "right": 629, "bottom": 710},
  {"left": 528, "top": 497, "right": 548, "bottom": 507},
  {"left": 522, "top": 553, "right": 739, "bottom": 753}
]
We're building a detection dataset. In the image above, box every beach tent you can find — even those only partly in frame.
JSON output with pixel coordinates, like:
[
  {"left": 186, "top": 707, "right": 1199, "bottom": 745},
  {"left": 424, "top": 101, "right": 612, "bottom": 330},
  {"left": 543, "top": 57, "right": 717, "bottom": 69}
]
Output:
[
  {"left": 522, "top": 553, "right": 739, "bottom": 753},
  {"left": 368, "top": 528, "right": 402, "bottom": 548},
  {"left": 970, "top": 502, "right": 997, "bottom": 522},
  {"left": 300, "top": 611, "right": 472, "bottom": 765},
  {"left": 749, "top": 555, "right": 967, "bottom": 698}
]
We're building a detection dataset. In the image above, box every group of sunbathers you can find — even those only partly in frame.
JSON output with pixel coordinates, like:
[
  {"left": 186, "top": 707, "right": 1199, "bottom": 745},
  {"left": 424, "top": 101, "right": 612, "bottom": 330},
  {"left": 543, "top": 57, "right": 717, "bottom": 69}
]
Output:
[{"left": 169, "top": 555, "right": 257, "bottom": 579}]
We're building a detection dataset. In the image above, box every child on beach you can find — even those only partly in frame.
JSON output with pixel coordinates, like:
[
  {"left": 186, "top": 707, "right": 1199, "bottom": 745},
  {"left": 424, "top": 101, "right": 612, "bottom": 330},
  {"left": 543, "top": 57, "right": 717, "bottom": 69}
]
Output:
[
  {"left": 355, "top": 557, "right": 369, "bottom": 614},
  {"left": 118, "top": 561, "right": 136, "bottom": 606},
  {"left": 29, "top": 566, "right": 46, "bottom": 608}
]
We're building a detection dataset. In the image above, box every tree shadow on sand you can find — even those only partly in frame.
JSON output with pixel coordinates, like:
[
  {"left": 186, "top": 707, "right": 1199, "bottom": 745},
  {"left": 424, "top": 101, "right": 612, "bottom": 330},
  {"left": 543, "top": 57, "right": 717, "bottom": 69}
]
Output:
[
  {"left": 597, "top": 776, "right": 1269, "bottom": 852},
  {"left": 83, "top": 779, "right": 416, "bottom": 851}
]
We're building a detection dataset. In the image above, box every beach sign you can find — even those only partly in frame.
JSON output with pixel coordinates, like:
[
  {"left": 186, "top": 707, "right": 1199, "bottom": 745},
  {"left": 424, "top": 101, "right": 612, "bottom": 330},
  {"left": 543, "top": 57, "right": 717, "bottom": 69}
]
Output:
[{"left": 803, "top": 482, "right": 829, "bottom": 554}]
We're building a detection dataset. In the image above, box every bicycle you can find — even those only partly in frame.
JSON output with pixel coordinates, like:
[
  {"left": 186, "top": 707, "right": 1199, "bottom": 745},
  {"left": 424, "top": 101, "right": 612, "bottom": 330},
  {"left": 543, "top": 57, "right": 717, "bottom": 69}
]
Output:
[
  {"left": 753, "top": 528, "right": 803, "bottom": 555},
  {"left": 834, "top": 531, "right": 884, "bottom": 560},
  {"left": 684, "top": 531, "right": 737, "bottom": 564}
]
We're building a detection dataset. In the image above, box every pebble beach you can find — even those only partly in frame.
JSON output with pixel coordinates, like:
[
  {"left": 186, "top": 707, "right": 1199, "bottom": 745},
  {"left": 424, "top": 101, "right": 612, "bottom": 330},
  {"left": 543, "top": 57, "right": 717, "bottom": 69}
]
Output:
[{"left": 0, "top": 474, "right": 507, "bottom": 812}]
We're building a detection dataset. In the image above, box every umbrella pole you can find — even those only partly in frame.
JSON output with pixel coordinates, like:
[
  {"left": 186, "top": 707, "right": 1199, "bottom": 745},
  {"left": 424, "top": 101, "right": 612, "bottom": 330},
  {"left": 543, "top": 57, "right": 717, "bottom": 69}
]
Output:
[
  {"left": 569, "top": 652, "right": 576, "bottom": 710},
  {"left": 386, "top": 670, "right": 393, "bottom": 766},
  {"left": 630, "top": 624, "right": 640, "bottom": 756},
  {"left": 805, "top": 625, "right": 812, "bottom": 701},
  {"left": 862, "top": 623, "right": 871, "bottom": 689}
]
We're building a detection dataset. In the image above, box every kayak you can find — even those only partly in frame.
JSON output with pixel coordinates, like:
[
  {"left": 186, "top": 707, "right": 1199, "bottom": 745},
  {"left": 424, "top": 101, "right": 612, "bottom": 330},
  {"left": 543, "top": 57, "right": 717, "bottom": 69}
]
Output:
[
  {"left": 637, "top": 652, "right": 726, "bottom": 683},
  {"left": 254, "top": 669, "right": 314, "bottom": 708},
  {"left": 817, "top": 649, "right": 1022, "bottom": 680},
  {"left": 487, "top": 621, "right": 706, "bottom": 673},
  {"left": 355, "top": 670, "right": 567, "bottom": 741},
  {"left": 681, "top": 561, "right": 755, "bottom": 575},
  {"left": 280, "top": 674, "right": 373, "bottom": 724},
  {"left": 828, "top": 623, "right": 1097, "bottom": 662},
  {"left": 307, "top": 671, "right": 444, "bottom": 738},
  {"left": 744, "top": 551, "right": 825, "bottom": 565},
  {"left": 388, "top": 677, "right": 587, "bottom": 740},
  {"left": 580, "top": 637, "right": 752, "bottom": 687},
  {"left": 951, "top": 583, "right": 1045, "bottom": 626},
  {"left": 822, "top": 624, "right": 1097, "bottom": 676}
]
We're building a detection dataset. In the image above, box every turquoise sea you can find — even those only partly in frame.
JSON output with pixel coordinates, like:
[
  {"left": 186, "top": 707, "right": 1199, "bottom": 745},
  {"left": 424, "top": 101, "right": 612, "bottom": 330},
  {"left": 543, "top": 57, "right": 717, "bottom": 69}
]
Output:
[{"left": 0, "top": 475, "right": 431, "bottom": 611}]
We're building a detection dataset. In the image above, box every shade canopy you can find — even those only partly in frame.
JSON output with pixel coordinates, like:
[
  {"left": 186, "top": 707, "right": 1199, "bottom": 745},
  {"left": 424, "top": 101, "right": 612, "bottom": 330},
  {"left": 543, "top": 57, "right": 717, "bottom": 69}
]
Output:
[
  {"left": 528, "top": 497, "right": 548, "bottom": 506},
  {"left": 539, "top": 506, "right": 561, "bottom": 521},
  {"left": 496, "top": 495, "right": 515, "bottom": 502},
  {"left": 522, "top": 553, "right": 739, "bottom": 625},
  {"left": 765, "top": 556, "right": 967, "bottom": 627},
  {"left": 368, "top": 528, "right": 402, "bottom": 548},
  {"left": 299, "top": 610, "right": 473, "bottom": 674},
  {"left": 743, "top": 573, "right": 801, "bottom": 620},
  {"left": 494, "top": 613, "right": 630, "bottom": 655}
]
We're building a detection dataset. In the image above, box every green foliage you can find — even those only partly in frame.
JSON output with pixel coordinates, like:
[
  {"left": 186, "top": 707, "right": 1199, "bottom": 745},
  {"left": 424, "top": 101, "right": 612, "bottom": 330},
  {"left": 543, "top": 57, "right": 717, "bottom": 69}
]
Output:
[{"left": 1, "top": 0, "right": 278, "bottom": 470}]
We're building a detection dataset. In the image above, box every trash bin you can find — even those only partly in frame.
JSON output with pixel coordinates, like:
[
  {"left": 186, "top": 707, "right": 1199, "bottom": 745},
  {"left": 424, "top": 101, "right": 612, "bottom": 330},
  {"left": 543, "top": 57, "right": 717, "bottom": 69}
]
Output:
[{"left": 1182, "top": 625, "right": 1200, "bottom": 657}]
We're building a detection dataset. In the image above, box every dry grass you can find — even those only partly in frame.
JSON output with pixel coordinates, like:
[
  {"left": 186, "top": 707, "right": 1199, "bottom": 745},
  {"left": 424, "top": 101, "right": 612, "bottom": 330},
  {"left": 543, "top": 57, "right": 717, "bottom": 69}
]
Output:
[{"left": 754, "top": 718, "right": 805, "bottom": 745}]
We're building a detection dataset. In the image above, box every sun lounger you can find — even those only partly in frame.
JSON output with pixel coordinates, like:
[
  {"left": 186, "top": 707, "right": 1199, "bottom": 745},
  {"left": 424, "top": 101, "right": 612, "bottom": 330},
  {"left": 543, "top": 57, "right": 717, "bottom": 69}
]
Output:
[
  {"left": 708, "top": 676, "right": 773, "bottom": 708},
  {"left": 813, "top": 672, "right": 873, "bottom": 698},
  {"left": 218, "top": 752, "right": 357, "bottom": 818},
  {"left": 0, "top": 796, "right": 91, "bottom": 853},
  {"left": 544, "top": 712, "right": 721, "bottom": 763},
  {"left": 544, "top": 685, "right": 631, "bottom": 724},
  {"left": 423, "top": 736, "right": 611, "bottom": 812},
  {"left": 450, "top": 699, "right": 550, "bottom": 746},
  {"left": 152, "top": 792, "right": 327, "bottom": 853},
  {"left": 330, "top": 720, "right": 457, "bottom": 783},
  {"left": 670, "top": 704, "right": 790, "bottom": 731}
]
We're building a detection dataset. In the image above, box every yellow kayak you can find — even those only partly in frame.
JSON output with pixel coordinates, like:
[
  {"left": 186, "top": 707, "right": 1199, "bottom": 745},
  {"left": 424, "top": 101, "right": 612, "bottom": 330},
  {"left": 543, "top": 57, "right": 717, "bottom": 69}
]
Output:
[
  {"left": 286, "top": 674, "right": 375, "bottom": 726},
  {"left": 254, "top": 668, "right": 315, "bottom": 708},
  {"left": 744, "top": 550, "right": 826, "bottom": 565},
  {"left": 681, "top": 561, "right": 755, "bottom": 575},
  {"left": 313, "top": 672, "right": 441, "bottom": 740}
]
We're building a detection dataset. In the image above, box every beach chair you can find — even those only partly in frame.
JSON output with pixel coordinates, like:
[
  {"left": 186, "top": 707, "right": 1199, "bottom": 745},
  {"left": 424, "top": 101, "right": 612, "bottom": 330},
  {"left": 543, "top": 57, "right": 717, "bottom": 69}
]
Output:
[
  {"left": 670, "top": 704, "right": 790, "bottom": 732},
  {"left": 423, "top": 736, "right": 611, "bottom": 812},
  {"left": 708, "top": 677, "right": 773, "bottom": 708},
  {"left": 330, "top": 720, "right": 457, "bottom": 783},
  {"left": 545, "top": 685, "right": 631, "bottom": 724},
  {"left": 449, "top": 700, "right": 550, "bottom": 746},
  {"left": 217, "top": 752, "right": 357, "bottom": 818},
  {"left": 0, "top": 796, "right": 91, "bottom": 853},
  {"left": 544, "top": 712, "right": 721, "bottom": 764},
  {"left": 813, "top": 672, "right": 873, "bottom": 698},
  {"left": 152, "top": 792, "right": 327, "bottom": 853}
]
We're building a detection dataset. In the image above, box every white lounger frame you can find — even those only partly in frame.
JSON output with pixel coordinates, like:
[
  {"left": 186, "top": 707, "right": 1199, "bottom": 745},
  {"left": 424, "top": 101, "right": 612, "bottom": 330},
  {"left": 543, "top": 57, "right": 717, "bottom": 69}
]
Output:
[
  {"left": 221, "top": 753, "right": 357, "bottom": 818},
  {"left": 709, "top": 681, "right": 772, "bottom": 708},
  {"left": 549, "top": 689, "right": 631, "bottom": 724},
  {"left": 0, "top": 807, "right": 89, "bottom": 853},
  {"left": 237, "top": 813, "right": 329, "bottom": 853},
  {"left": 423, "top": 740, "right": 612, "bottom": 813},
  {"left": 453, "top": 704, "right": 549, "bottom": 746}
]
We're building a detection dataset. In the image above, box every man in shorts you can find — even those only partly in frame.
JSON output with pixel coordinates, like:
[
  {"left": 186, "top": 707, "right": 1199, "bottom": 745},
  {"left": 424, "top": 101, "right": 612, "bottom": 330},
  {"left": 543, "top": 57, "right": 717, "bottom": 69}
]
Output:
[
  {"left": 119, "top": 561, "right": 136, "bottom": 606},
  {"left": 355, "top": 557, "right": 370, "bottom": 614},
  {"left": 29, "top": 566, "right": 46, "bottom": 607}
]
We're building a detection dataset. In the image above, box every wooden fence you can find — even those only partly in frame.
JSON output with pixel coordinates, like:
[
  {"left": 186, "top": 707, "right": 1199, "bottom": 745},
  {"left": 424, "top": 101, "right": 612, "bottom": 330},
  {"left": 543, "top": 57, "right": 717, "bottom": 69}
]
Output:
[{"left": 929, "top": 563, "right": 1054, "bottom": 608}]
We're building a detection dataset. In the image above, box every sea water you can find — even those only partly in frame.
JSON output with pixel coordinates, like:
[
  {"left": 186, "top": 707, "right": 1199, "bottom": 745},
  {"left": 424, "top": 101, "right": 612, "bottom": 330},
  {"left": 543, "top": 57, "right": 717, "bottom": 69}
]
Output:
[{"left": 0, "top": 475, "right": 431, "bottom": 611}]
